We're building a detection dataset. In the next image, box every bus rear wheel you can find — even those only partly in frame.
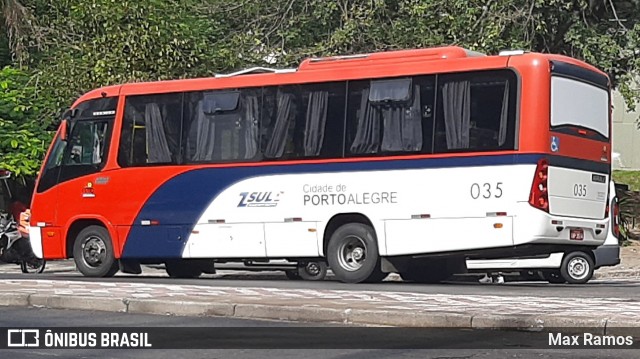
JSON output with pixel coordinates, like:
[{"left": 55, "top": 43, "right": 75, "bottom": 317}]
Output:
[
  {"left": 73, "top": 225, "right": 119, "bottom": 277},
  {"left": 560, "top": 251, "right": 594, "bottom": 284},
  {"left": 326, "top": 223, "right": 383, "bottom": 283}
]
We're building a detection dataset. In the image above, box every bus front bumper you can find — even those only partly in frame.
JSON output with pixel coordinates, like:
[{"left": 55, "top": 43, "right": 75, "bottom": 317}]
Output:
[{"left": 28, "top": 226, "right": 43, "bottom": 259}]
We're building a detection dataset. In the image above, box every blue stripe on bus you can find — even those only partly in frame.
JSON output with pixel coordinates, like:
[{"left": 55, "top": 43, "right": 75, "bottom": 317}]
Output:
[{"left": 121, "top": 153, "right": 544, "bottom": 258}]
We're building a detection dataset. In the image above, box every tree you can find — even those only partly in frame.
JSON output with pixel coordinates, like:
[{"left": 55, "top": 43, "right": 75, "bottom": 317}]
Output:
[
  {"left": 0, "top": 0, "right": 38, "bottom": 64},
  {"left": 16, "top": 0, "right": 640, "bottom": 113},
  {"left": 0, "top": 66, "right": 52, "bottom": 178}
]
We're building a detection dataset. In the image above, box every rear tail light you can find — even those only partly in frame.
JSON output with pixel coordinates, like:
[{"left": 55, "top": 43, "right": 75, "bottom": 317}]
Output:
[
  {"left": 612, "top": 198, "right": 620, "bottom": 238},
  {"left": 529, "top": 158, "right": 549, "bottom": 212}
]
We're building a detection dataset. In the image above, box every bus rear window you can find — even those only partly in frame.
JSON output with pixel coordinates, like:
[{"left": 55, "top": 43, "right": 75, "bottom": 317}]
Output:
[{"left": 550, "top": 76, "right": 609, "bottom": 139}]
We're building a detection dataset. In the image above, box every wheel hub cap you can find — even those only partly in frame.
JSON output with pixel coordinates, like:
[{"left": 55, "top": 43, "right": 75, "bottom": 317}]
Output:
[
  {"left": 568, "top": 257, "right": 589, "bottom": 280},
  {"left": 306, "top": 263, "right": 320, "bottom": 276},
  {"left": 337, "top": 235, "right": 367, "bottom": 272},
  {"left": 82, "top": 236, "right": 106, "bottom": 267}
]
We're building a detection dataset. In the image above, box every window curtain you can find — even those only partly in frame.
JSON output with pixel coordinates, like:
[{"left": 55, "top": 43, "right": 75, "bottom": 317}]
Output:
[
  {"left": 242, "top": 95, "right": 260, "bottom": 159},
  {"left": 191, "top": 101, "right": 216, "bottom": 161},
  {"left": 145, "top": 103, "right": 172, "bottom": 163},
  {"left": 264, "top": 92, "right": 293, "bottom": 158},
  {"left": 91, "top": 123, "right": 107, "bottom": 164},
  {"left": 498, "top": 81, "right": 510, "bottom": 146},
  {"left": 303, "top": 91, "right": 329, "bottom": 156},
  {"left": 442, "top": 80, "right": 471, "bottom": 149},
  {"left": 350, "top": 88, "right": 381, "bottom": 154},
  {"left": 381, "top": 85, "right": 422, "bottom": 152},
  {"left": 92, "top": 124, "right": 102, "bottom": 164}
]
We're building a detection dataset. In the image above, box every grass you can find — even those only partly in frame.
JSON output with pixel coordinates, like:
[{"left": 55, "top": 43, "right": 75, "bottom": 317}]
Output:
[{"left": 613, "top": 170, "right": 640, "bottom": 191}]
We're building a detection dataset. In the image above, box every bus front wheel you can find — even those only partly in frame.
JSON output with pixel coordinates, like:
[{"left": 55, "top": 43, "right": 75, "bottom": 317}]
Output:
[
  {"left": 326, "top": 223, "right": 383, "bottom": 283},
  {"left": 73, "top": 225, "right": 119, "bottom": 277}
]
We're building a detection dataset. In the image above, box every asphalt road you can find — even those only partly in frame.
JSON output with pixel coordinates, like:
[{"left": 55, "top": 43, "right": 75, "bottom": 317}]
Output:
[
  {"left": 0, "top": 269, "right": 639, "bottom": 299},
  {"left": 0, "top": 307, "right": 638, "bottom": 358}
]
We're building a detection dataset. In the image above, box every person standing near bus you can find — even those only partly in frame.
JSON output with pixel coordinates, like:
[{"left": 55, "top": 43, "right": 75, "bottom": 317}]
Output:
[{"left": 8, "top": 195, "right": 27, "bottom": 222}]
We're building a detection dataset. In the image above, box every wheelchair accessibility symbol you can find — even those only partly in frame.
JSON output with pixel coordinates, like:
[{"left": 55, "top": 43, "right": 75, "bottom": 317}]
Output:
[{"left": 551, "top": 136, "right": 560, "bottom": 152}]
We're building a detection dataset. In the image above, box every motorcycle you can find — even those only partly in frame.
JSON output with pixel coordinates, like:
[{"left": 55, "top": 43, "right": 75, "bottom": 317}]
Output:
[{"left": 0, "top": 211, "right": 46, "bottom": 273}]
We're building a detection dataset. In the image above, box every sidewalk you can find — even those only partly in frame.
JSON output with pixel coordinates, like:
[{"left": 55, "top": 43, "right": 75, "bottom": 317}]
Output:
[
  {"left": 595, "top": 241, "right": 640, "bottom": 278},
  {"left": 0, "top": 274, "right": 639, "bottom": 334},
  {"left": 0, "top": 243, "right": 639, "bottom": 333}
]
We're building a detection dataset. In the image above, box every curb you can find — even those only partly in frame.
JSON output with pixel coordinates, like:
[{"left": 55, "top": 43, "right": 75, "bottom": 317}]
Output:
[
  {"left": 1, "top": 293, "right": 639, "bottom": 334},
  {"left": 127, "top": 299, "right": 235, "bottom": 317}
]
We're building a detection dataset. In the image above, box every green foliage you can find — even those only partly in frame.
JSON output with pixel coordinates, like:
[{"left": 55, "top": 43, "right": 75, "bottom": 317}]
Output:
[
  {"left": 18, "top": 0, "right": 640, "bottom": 112},
  {"left": 613, "top": 170, "right": 640, "bottom": 192},
  {"left": 612, "top": 170, "right": 640, "bottom": 240},
  {"left": 0, "top": 0, "right": 639, "bottom": 179},
  {"left": 29, "top": 0, "right": 229, "bottom": 112},
  {"left": 0, "top": 66, "right": 53, "bottom": 177}
]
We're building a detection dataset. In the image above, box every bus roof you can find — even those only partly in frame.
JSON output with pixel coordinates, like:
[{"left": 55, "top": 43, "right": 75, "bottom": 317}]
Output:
[{"left": 72, "top": 47, "right": 608, "bottom": 107}]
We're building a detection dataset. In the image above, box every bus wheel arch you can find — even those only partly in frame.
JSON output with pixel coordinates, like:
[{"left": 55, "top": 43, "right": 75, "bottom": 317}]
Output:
[
  {"left": 323, "top": 213, "right": 385, "bottom": 283},
  {"left": 323, "top": 213, "right": 377, "bottom": 256},
  {"left": 67, "top": 220, "right": 119, "bottom": 277}
]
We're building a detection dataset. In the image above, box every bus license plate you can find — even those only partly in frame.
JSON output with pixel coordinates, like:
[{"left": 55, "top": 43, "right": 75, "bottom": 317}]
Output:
[{"left": 570, "top": 229, "right": 584, "bottom": 240}]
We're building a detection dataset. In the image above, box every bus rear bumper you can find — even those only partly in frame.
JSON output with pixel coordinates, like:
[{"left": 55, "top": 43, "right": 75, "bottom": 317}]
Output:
[
  {"left": 593, "top": 244, "right": 620, "bottom": 268},
  {"left": 514, "top": 204, "right": 607, "bottom": 247}
]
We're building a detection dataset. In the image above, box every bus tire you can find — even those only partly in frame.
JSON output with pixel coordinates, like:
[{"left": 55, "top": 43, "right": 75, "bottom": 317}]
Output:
[
  {"left": 297, "top": 261, "right": 327, "bottom": 281},
  {"left": 326, "top": 223, "right": 382, "bottom": 284},
  {"left": 560, "top": 251, "right": 594, "bottom": 284},
  {"left": 165, "top": 260, "right": 202, "bottom": 278},
  {"left": 73, "top": 225, "right": 119, "bottom": 277}
]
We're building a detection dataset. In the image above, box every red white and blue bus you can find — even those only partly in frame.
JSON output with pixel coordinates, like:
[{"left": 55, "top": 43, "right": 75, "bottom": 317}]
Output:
[{"left": 29, "top": 46, "right": 612, "bottom": 283}]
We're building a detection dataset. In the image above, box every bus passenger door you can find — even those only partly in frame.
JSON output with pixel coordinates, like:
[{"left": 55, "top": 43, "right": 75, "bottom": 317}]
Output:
[{"left": 31, "top": 124, "right": 69, "bottom": 258}]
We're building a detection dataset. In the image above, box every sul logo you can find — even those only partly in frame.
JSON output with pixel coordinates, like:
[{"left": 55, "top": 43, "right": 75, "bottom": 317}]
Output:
[{"left": 237, "top": 191, "right": 283, "bottom": 207}]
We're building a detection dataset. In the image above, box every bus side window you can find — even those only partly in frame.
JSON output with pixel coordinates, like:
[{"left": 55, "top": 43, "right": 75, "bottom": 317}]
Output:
[
  {"left": 433, "top": 70, "right": 516, "bottom": 153},
  {"left": 261, "top": 82, "right": 345, "bottom": 160},
  {"left": 183, "top": 89, "right": 260, "bottom": 163},
  {"left": 346, "top": 76, "right": 434, "bottom": 156},
  {"left": 118, "top": 93, "right": 182, "bottom": 167}
]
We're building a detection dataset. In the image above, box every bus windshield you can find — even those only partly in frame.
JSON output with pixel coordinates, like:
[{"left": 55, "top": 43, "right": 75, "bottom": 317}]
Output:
[{"left": 36, "top": 97, "right": 118, "bottom": 193}]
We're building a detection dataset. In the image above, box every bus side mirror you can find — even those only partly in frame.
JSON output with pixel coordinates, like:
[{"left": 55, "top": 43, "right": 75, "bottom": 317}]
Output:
[{"left": 60, "top": 119, "right": 69, "bottom": 142}]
